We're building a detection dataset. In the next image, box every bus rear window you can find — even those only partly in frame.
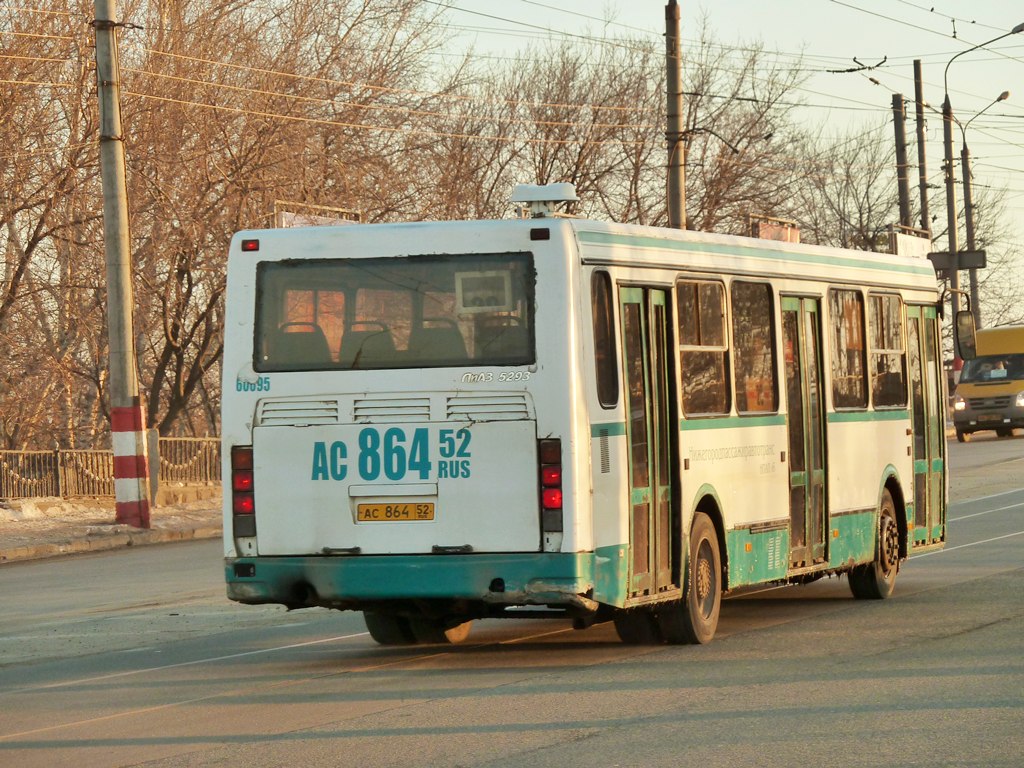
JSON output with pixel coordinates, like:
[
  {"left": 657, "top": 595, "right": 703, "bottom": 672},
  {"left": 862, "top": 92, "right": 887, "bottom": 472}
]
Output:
[{"left": 255, "top": 253, "right": 535, "bottom": 371}]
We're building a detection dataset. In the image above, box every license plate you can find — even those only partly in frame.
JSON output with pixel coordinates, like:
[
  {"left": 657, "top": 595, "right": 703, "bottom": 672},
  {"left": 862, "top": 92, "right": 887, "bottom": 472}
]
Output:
[
  {"left": 357, "top": 502, "right": 435, "bottom": 521},
  {"left": 979, "top": 414, "right": 1001, "bottom": 422}
]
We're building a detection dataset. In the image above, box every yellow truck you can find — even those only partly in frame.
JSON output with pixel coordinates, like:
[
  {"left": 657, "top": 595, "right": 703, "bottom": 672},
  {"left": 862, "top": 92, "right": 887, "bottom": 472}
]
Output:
[{"left": 952, "top": 325, "right": 1024, "bottom": 442}]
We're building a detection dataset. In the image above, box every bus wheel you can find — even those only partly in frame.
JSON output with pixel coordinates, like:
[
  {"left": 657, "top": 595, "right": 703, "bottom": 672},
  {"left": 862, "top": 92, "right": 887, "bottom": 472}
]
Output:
[
  {"left": 658, "top": 512, "right": 721, "bottom": 644},
  {"left": 956, "top": 429, "right": 969, "bottom": 443},
  {"left": 409, "top": 617, "right": 473, "bottom": 644},
  {"left": 363, "top": 611, "right": 417, "bottom": 645},
  {"left": 996, "top": 427, "right": 1013, "bottom": 438},
  {"left": 848, "top": 489, "right": 900, "bottom": 600},
  {"left": 613, "top": 610, "right": 662, "bottom": 644}
]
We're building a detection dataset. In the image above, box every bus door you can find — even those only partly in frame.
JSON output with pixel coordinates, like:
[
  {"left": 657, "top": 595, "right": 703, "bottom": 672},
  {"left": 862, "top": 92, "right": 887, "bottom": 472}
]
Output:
[
  {"left": 619, "top": 287, "right": 676, "bottom": 597},
  {"left": 782, "top": 297, "right": 827, "bottom": 568},
  {"left": 907, "top": 306, "right": 946, "bottom": 545}
]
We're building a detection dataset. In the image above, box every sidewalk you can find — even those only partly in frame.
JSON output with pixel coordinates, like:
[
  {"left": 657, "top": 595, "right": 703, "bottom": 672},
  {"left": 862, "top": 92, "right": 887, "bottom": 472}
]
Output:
[{"left": 0, "top": 495, "right": 222, "bottom": 564}]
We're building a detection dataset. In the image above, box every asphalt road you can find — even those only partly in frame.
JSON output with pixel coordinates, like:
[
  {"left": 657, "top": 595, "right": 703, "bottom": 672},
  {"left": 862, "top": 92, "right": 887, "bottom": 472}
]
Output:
[{"left": 0, "top": 439, "right": 1021, "bottom": 768}]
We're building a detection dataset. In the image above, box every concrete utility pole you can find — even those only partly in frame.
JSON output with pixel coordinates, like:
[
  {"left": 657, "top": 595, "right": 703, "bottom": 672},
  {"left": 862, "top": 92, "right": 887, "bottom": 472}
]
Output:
[
  {"left": 941, "top": 94, "right": 962, "bottom": 326},
  {"left": 913, "top": 61, "right": 930, "bottom": 236},
  {"left": 891, "top": 94, "right": 912, "bottom": 228},
  {"left": 665, "top": 0, "right": 685, "bottom": 229},
  {"left": 93, "top": 0, "right": 150, "bottom": 528},
  {"left": 960, "top": 139, "right": 980, "bottom": 327}
]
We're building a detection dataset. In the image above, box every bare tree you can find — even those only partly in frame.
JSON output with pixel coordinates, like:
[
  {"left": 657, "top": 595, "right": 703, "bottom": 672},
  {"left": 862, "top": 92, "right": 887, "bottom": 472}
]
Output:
[
  {"left": 417, "top": 21, "right": 810, "bottom": 231},
  {"left": 680, "top": 22, "right": 807, "bottom": 234},
  {"left": 120, "top": 0, "right": 453, "bottom": 434},
  {"left": 0, "top": 1, "right": 105, "bottom": 448},
  {"left": 6, "top": 2, "right": 1019, "bottom": 451},
  {"left": 787, "top": 124, "right": 899, "bottom": 250}
]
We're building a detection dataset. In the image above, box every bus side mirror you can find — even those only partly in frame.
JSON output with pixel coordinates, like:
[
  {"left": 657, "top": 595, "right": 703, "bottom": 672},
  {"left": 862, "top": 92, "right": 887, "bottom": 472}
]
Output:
[{"left": 955, "top": 311, "right": 977, "bottom": 361}]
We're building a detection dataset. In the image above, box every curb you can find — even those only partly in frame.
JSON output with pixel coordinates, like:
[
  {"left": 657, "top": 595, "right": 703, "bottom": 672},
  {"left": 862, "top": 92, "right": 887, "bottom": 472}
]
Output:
[{"left": 0, "top": 525, "right": 221, "bottom": 565}]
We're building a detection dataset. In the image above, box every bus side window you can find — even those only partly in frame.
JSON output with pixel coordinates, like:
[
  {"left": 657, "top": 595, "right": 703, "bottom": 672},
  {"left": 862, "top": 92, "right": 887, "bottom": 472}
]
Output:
[
  {"left": 677, "top": 279, "right": 730, "bottom": 415},
  {"left": 829, "top": 289, "right": 868, "bottom": 409},
  {"left": 591, "top": 271, "right": 619, "bottom": 408},
  {"left": 732, "top": 281, "right": 778, "bottom": 413},
  {"left": 868, "top": 294, "right": 907, "bottom": 407}
]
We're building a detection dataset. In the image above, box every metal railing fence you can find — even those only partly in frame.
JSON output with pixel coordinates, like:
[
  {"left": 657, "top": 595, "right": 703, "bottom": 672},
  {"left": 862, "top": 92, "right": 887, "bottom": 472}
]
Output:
[
  {"left": 156, "top": 438, "right": 222, "bottom": 485},
  {"left": 0, "top": 438, "right": 220, "bottom": 500}
]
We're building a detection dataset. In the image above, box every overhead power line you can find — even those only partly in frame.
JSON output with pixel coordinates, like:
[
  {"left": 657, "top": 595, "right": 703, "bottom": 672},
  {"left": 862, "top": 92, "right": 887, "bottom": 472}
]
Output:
[
  {"left": 0, "top": 77, "right": 73, "bottom": 88},
  {"left": 3, "top": 6, "right": 75, "bottom": 16},
  {"left": 122, "top": 89, "right": 653, "bottom": 147},
  {"left": 124, "top": 67, "right": 650, "bottom": 130}
]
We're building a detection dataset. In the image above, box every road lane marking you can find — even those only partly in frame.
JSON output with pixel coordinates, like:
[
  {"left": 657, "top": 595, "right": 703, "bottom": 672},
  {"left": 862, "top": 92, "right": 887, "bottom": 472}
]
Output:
[
  {"left": 911, "top": 530, "right": 1024, "bottom": 558},
  {"left": 0, "top": 641, "right": 470, "bottom": 741},
  {"left": 8, "top": 631, "right": 371, "bottom": 693},
  {"left": 0, "top": 622, "right": 591, "bottom": 741},
  {"left": 7, "top": 618, "right": 577, "bottom": 699},
  {"left": 949, "top": 502, "right": 1024, "bottom": 522},
  {"left": 950, "top": 487, "right": 1024, "bottom": 507}
]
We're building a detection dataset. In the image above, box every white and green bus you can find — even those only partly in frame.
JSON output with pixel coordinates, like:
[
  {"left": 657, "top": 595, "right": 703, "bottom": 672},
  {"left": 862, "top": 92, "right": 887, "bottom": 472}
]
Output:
[{"left": 222, "top": 184, "right": 948, "bottom": 645}]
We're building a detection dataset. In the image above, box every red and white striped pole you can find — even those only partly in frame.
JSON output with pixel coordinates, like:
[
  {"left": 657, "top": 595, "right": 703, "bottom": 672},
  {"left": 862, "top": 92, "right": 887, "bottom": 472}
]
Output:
[
  {"left": 111, "top": 403, "right": 150, "bottom": 528},
  {"left": 94, "top": 0, "right": 151, "bottom": 528}
]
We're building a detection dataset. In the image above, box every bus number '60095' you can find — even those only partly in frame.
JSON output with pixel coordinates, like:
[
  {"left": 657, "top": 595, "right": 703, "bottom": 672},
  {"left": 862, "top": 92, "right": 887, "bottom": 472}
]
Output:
[{"left": 310, "top": 427, "right": 472, "bottom": 482}]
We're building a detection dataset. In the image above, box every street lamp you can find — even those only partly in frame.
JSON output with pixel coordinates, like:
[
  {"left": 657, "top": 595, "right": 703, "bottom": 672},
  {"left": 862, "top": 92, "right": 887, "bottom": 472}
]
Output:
[
  {"left": 942, "top": 22, "right": 1024, "bottom": 331},
  {"left": 957, "top": 90, "right": 1010, "bottom": 329}
]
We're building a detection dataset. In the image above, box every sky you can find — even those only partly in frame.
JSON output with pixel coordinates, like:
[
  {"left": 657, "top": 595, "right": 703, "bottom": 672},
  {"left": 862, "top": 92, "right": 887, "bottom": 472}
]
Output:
[{"left": 441, "top": 0, "right": 1024, "bottom": 248}]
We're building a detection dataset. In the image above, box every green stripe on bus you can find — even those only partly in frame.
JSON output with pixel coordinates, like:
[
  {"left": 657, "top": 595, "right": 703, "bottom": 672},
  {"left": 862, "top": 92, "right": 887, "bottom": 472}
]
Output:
[
  {"left": 679, "top": 414, "right": 787, "bottom": 431},
  {"left": 600, "top": 412, "right": 914, "bottom": 433},
  {"left": 593, "top": 543, "right": 628, "bottom": 607},
  {"left": 595, "top": 417, "right": 786, "bottom": 436},
  {"left": 591, "top": 422, "right": 626, "bottom": 437},
  {"left": 915, "top": 458, "right": 944, "bottom": 473},
  {"left": 726, "top": 527, "right": 789, "bottom": 586},
  {"left": 228, "top": 549, "right": 633, "bottom": 611},
  {"left": 226, "top": 553, "right": 598, "bottom": 603},
  {"left": 576, "top": 230, "right": 936, "bottom": 277},
  {"left": 826, "top": 409, "right": 909, "bottom": 423},
  {"left": 829, "top": 509, "right": 877, "bottom": 565}
]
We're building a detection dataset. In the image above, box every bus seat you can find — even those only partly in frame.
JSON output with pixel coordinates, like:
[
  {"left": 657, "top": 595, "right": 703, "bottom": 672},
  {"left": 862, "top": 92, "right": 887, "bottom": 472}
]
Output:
[
  {"left": 266, "top": 324, "right": 331, "bottom": 366},
  {"left": 408, "top": 325, "right": 467, "bottom": 362},
  {"left": 477, "top": 323, "right": 528, "bottom": 358},
  {"left": 339, "top": 328, "right": 395, "bottom": 368}
]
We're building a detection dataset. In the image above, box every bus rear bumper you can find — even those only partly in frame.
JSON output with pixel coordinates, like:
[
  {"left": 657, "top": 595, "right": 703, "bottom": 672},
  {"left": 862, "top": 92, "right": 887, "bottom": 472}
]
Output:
[{"left": 225, "top": 552, "right": 602, "bottom": 612}]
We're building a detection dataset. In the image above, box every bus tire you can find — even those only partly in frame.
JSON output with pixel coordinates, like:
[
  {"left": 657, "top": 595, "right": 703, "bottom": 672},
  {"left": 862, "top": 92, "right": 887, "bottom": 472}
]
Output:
[
  {"left": 955, "top": 429, "right": 969, "bottom": 443},
  {"left": 408, "top": 617, "right": 473, "bottom": 644},
  {"left": 848, "top": 489, "right": 899, "bottom": 600},
  {"left": 996, "top": 427, "right": 1013, "bottom": 438},
  {"left": 613, "top": 610, "right": 662, "bottom": 644},
  {"left": 659, "top": 512, "right": 721, "bottom": 644},
  {"left": 363, "top": 611, "right": 417, "bottom": 645}
]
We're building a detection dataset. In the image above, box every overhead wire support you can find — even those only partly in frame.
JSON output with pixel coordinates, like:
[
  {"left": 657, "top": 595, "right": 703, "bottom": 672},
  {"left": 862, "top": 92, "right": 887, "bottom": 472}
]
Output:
[{"left": 826, "top": 55, "right": 887, "bottom": 74}]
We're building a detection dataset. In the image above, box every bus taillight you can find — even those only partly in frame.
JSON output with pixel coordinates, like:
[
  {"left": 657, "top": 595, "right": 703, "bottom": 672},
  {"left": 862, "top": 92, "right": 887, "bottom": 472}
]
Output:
[
  {"left": 538, "top": 439, "right": 563, "bottom": 532},
  {"left": 231, "top": 446, "right": 256, "bottom": 534},
  {"left": 541, "top": 465, "right": 561, "bottom": 486}
]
